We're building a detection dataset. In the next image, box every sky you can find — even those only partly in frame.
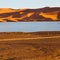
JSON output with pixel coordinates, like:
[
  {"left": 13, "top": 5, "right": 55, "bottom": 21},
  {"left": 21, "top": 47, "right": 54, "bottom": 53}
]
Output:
[
  {"left": 0, "top": 22, "right": 60, "bottom": 32},
  {"left": 0, "top": 0, "right": 60, "bottom": 8}
]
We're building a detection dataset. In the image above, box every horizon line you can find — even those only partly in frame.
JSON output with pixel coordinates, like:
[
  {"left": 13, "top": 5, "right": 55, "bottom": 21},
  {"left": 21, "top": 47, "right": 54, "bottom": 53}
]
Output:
[
  {"left": 0, "top": 31, "right": 60, "bottom": 33},
  {"left": 0, "top": 6, "right": 60, "bottom": 9}
]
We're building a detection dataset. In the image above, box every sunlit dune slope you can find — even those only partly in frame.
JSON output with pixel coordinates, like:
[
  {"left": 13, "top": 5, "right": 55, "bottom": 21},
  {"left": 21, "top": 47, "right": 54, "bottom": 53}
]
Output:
[
  {"left": 0, "top": 7, "right": 60, "bottom": 22},
  {"left": 40, "top": 11, "right": 58, "bottom": 20}
]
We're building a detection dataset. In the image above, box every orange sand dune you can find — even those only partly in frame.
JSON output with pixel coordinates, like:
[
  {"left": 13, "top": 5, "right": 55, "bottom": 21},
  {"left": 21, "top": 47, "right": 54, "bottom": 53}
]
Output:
[
  {"left": 0, "top": 7, "right": 60, "bottom": 22},
  {"left": 40, "top": 11, "right": 58, "bottom": 21}
]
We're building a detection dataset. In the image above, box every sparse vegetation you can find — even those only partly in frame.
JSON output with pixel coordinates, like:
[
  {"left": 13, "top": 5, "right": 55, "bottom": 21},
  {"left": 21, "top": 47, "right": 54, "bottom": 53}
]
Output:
[{"left": 0, "top": 31, "right": 60, "bottom": 40}]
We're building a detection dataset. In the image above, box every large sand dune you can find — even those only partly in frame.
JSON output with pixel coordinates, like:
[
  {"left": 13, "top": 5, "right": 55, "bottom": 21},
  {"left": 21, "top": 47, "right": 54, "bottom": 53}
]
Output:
[{"left": 0, "top": 7, "right": 60, "bottom": 22}]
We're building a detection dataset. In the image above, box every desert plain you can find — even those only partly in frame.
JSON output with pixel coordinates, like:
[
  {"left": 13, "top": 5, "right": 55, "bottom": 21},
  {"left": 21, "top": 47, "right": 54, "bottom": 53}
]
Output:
[{"left": 0, "top": 31, "right": 60, "bottom": 60}]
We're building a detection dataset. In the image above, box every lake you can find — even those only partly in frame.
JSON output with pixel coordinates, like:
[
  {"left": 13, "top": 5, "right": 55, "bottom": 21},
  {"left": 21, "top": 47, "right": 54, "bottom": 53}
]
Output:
[{"left": 0, "top": 22, "right": 60, "bottom": 32}]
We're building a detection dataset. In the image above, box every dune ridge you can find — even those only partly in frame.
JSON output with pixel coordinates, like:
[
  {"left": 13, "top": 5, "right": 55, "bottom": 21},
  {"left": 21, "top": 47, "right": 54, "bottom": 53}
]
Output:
[{"left": 0, "top": 7, "right": 60, "bottom": 22}]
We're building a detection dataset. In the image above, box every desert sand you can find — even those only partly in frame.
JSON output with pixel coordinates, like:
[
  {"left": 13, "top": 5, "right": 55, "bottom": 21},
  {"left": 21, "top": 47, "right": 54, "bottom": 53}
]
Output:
[
  {"left": 0, "top": 7, "right": 60, "bottom": 22},
  {"left": 0, "top": 31, "right": 60, "bottom": 60}
]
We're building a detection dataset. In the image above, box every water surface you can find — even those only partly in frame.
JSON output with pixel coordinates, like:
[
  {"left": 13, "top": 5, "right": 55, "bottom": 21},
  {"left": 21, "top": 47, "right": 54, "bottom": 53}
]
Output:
[{"left": 0, "top": 22, "right": 60, "bottom": 32}]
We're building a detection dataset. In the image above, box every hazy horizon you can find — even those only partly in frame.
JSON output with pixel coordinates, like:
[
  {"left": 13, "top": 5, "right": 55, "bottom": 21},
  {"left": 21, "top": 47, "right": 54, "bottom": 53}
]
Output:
[{"left": 0, "top": 0, "right": 60, "bottom": 9}]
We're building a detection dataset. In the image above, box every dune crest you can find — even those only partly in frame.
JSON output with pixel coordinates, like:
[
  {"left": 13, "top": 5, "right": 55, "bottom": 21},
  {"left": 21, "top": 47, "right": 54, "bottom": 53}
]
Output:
[{"left": 0, "top": 7, "right": 60, "bottom": 22}]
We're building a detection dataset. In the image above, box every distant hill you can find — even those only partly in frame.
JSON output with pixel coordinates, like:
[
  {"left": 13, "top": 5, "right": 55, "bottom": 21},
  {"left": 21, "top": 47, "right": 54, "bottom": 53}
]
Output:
[{"left": 0, "top": 7, "right": 60, "bottom": 22}]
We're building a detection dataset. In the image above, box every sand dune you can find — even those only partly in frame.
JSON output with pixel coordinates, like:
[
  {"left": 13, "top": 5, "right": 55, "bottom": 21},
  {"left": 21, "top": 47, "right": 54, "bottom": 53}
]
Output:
[{"left": 0, "top": 7, "right": 60, "bottom": 22}]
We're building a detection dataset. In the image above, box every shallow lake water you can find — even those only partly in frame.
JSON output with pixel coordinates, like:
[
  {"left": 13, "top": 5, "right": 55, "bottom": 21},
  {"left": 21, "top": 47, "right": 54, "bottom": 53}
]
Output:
[{"left": 0, "top": 22, "right": 60, "bottom": 32}]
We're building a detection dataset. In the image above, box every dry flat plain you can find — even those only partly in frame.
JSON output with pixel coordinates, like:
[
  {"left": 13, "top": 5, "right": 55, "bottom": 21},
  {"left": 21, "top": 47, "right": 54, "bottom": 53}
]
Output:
[{"left": 0, "top": 32, "right": 60, "bottom": 60}]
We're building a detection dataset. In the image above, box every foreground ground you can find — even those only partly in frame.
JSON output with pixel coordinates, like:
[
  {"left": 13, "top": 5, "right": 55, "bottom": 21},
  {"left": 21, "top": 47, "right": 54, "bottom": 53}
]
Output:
[
  {"left": 0, "top": 32, "right": 60, "bottom": 60},
  {"left": 0, "top": 38, "right": 60, "bottom": 60}
]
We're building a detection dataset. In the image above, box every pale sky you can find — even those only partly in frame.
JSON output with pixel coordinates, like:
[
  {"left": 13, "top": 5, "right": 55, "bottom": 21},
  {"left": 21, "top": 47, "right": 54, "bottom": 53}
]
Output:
[{"left": 0, "top": 0, "right": 60, "bottom": 8}]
